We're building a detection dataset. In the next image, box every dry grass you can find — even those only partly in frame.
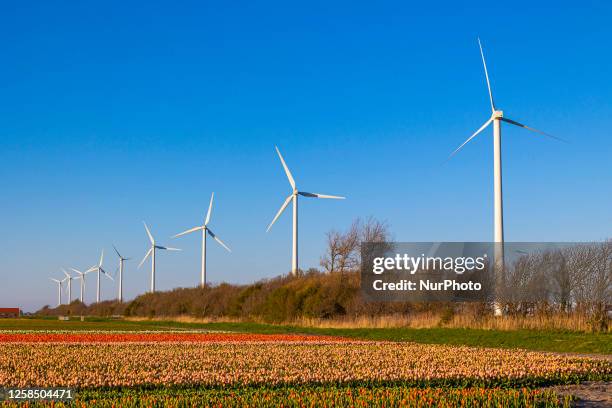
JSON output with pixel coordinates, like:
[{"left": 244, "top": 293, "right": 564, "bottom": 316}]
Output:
[
  {"left": 125, "top": 312, "right": 600, "bottom": 333},
  {"left": 125, "top": 316, "right": 244, "bottom": 324},
  {"left": 292, "top": 313, "right": 596, "bottom": 332}
]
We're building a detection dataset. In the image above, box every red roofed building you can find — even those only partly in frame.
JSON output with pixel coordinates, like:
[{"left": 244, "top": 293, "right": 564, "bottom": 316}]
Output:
[{"left": 0, "top": 308, "right": 20, "bottom": 318}]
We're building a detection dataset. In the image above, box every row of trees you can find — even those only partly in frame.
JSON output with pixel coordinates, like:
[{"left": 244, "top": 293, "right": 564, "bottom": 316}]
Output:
[
  {"left": 500, "top": 242, "right": 611, "bottom": 330},
  {"left": 37, "top": 217, "right": 610, "bottom": 331},
  {"left": 502, "top": 242, "right": 611, "bottom": 308}
]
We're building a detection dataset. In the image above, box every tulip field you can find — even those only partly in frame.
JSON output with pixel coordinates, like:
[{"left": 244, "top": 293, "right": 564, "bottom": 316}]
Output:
[{"left": 0, "top": 329, "right": 610, "bottom": 407}]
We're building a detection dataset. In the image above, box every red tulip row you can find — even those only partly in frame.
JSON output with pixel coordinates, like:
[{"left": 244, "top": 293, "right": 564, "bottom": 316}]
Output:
[{"left": 0, "top": 332, "right": 346, "bottom": 343}]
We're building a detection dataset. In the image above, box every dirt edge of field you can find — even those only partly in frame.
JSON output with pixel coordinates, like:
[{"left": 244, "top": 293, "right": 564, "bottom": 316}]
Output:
[{"left": 543, "top": 381, "right": 611, "bottom": 407}]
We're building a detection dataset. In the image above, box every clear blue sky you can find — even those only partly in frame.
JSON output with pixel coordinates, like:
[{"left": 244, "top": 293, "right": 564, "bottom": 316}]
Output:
[{"left": 1, "top": 1, "right": 611, "bottom": 311}]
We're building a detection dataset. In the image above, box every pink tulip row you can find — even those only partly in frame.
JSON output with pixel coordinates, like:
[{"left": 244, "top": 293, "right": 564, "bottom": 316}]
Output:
[{"left": 1, "top": 341, "right": 608, "bottom": 388}]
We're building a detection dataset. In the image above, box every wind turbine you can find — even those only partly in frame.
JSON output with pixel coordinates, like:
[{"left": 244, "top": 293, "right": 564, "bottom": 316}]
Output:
[
  {"left": 267, "top": 146, "right": 345, "bottom": 276},
  {"left": 138, "top": 222, "right": 180, "bottom": 293},
  {"left": 113, "top": 245, "right": 130, "bottom": 303},
  {"left": 449, "top": 38, "right": 562, "bottom": 313},
  {"left": 62, "top": 268, "right": 74, "bottom": 303},
  {"left": 173, "top": 193, "right": 231, "bottom": 287},
  {"left": 86, "top": 250, "right": 113, "bottom": 303},
  {"left": 71, "top": 267, "right": 92, "bottom": 303},
  {"left": 49, "top": 277, "right": 64, "bottom": 306}
]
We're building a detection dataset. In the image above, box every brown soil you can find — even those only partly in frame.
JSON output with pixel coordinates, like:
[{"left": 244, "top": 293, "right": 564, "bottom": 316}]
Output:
[{"left": 544, "top": 382, "right": 611, "bottom": 407}]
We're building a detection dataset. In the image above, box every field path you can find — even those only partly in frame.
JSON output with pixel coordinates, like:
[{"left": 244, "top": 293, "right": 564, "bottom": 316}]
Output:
[
  {"left": 543, "top": 381, "right": 612, "bottom": 407},
  {"left": 540, "top": 353, "right": 611, "bottom": 407},
  {"left": 545, "top": 351, "right": 612, "bottom": 362}
]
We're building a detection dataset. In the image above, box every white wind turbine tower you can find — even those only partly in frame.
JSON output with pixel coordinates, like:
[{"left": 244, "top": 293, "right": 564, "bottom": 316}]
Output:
[
  {"left": 449, "top": 38, "right": 563, "bottom": 312},
  {"left": 113, "top": 245, "right": 130, "bottom": 303},
  {"left": 71, "top": 267, "right": 92, "bottom": 303},
  {"left": 62, "top": 268, "right": 74, "bottom": 303},
  {"left": 86, "top": 250, "right": 114, "bottom": 303},
  {"left": 139, "top": 222, "right": 181, "bottom": 293},
  {"left": 49, "top": 277, "right": 65, "bottom": 306},
  {"left": 173, "top": 192, "right": 231, "bottom": 287},
  {"left": 267, "top": 146, "right": 345, "bottom": 276}
]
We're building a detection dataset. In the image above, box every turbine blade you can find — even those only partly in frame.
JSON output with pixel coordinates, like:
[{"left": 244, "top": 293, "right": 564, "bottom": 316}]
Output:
[
  {"left": 62, "top": 269, "right": 71, "bottom": 279},
  {"left": 165, "top": 247, "right": 182, "bottom": 251},
  {"left": 205, "top": 192, "right": 214, "bottom": 226},
  {"left": 85, "top": 265, "right": 97, "bottom": 273},
  {"left": 138, "top": 247, "right": 153, "bottom": 269},
  {"left": 448, "top": 117, "right": 493, "bottom": 160},
  {"left": 143, "top": 221, "right": 154, "bottom": 244},
  {"left": 275, "top": 146, "right": 296, "bottom": 189},
  {"left": 266, "top": 194, "right": 293, "bottom": 232},
  {"left": 70, "top": 268, "right": 83, "bottom": 276},
  {"left": 112, "top": 244, "right": 122, "bottom": 259},
  {"left": 99, "top": 249, "right": 104, "bottom": 267},
  {"left": 298, "top": 192, "right": 345, "bottom": 199},
  {"left": 478, "top": 38, "right": 495, "bottom": 112},
  {"left": 50, "top": 278, "right": 60, "bottom": 283},
  {"left": 500, "top": 117, "right": 567, "bottom": 143},
  {"left": 102, "top": 269, "right": 114, "bottom": 281},
  {"left": 207, "top": 228, "right": 231, "bottom": 252},
  {"left": 156, "top": 245, "right": 181, "bottom": 251},
  {"left": 172, "top": 226, "right": 202, "bottom": 238}
]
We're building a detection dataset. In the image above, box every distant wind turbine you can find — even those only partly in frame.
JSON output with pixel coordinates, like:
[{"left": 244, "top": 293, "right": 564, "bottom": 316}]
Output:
[
  {"left": 448, "top": 38, "right": 563, "bottom": 313},
  {"left": 173, "top": 193, "right": 231, "bottom": 287},
  {"left": 49, "top": 277, "right": 65, "bottom": 306},
  {"left": 113, "top": 245, "right": 130, "bottom": 303},
  {"left": 86, "top": 250, "right": 113, "bottom": 303},
  {"left": 138, "top": 222, "right": 181, "bottom": 293},
  {"left": 71, "top": 267, "right": 93, "bottom": 303},
  {"left": 62, "top": 268, "right": 74, "bottom": 303},
  {"left": 267, "top": 146, "right": 345, "bottom": 276}
]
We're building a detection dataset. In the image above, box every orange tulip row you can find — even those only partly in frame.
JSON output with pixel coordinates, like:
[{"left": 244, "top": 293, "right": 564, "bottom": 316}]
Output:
[{"left": 1, "top": 340, "right": 608, "bottom": 388}]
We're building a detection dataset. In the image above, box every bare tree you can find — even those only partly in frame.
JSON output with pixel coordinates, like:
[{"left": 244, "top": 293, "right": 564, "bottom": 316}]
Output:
[
  {"left": 361, "top": 216, "right": 389, "bottom": 243},
  {"left": 320, "top": 230, "right": 343, "bottom": 273},
  {"left": 356, "top": 216, "right": 390, "bottom": 267},
  {"left": 338, "top": 220, "right": 361, "bottom": 272},
  {"left": 590, "top": 241, "right": 612, "bottom": 305},
  {"left": 321, "top": 217, "right": 390, "bottom": 273},
  {"left": 549, "top": 250, "right": 572, "bottom": 312},
  {"left": 565, "top": 244, "right": 601, "bottom": 306}
]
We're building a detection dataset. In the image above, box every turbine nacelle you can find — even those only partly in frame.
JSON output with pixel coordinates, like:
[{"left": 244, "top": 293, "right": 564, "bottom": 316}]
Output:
[
  {"left": 267, "top": 146, "right": 345, "bottom": 275},
  {"left": 139, "top": 221, "right": 180, "bottom": 294},
  {"left": 172, "top": 193, "right": 231, "bottom": 253},
  {"left": 113, "top": 245, "right": 130, "bottom": 262},
  {"left": 267, "top": 146, "right": 345, "bottom": 232},
  {"left": 448, "top": 38, "right": 565, "bottom": 318},
  {"left": 71, "top": 267, "right": 93, "bottom": 277},
  {"left": 140, "top": 221, "right": 181, "bottom": 269},
  {"left": 448, "top": 39, "right": 564, "bottom": 160},
  {"left": 62, "top": 268, "right": 72, "bottom": 281},
  {"left": 87, "top": 249, "right": 113, "bottom": 282},
  {"left": 172, "top": 192, "right": 231, "bottom": 286}
]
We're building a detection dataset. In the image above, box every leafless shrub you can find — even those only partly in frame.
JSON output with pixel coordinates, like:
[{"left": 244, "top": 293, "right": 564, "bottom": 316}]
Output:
[{"left": 320, "top": 216, "right": 390, "bottom": 273}]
